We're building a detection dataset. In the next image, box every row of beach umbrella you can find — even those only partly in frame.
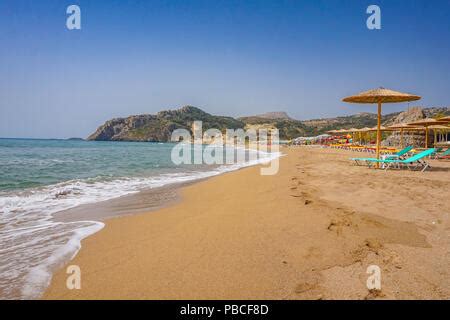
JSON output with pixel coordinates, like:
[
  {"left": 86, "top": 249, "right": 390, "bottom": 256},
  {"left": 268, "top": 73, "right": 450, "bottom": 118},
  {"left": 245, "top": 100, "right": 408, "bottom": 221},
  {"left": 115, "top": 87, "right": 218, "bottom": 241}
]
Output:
[
  {"left": 326, "top": 88, "right": 450, "bottom": 169},
  {"left": 328, "top": 117, "right": 450, "bottom": 135},
  {"left": 327, "top": 117, "right": 450, "bottom": 148}
]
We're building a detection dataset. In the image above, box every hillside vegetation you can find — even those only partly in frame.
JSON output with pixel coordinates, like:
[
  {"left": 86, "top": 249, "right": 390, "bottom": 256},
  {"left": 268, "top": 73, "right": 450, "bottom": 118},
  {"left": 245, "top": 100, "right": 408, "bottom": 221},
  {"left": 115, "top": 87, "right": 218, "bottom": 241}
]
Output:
[{"left": 88, "top": 106, "right": 450, "bottom": 142}]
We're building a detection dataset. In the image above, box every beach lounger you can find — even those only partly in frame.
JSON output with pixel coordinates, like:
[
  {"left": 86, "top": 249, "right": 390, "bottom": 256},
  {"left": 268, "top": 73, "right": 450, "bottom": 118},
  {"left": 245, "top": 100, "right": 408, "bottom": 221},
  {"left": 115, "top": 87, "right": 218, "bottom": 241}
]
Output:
[
  {"left": 363, "top": 148, "right": 436, "bottom": 172},
  {"left": 351, "top": 145, "right": 413, "bottom": 166},
  {"left": 434, "top": 148, "right": 450, "bottom": 159}
]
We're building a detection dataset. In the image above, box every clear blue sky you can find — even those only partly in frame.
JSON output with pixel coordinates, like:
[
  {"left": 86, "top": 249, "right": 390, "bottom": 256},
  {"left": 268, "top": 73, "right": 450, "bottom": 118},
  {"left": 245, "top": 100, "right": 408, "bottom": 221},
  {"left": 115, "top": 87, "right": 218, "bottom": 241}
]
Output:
[{"left": 1, "top": 0, "right": 449, "bottom": 138}]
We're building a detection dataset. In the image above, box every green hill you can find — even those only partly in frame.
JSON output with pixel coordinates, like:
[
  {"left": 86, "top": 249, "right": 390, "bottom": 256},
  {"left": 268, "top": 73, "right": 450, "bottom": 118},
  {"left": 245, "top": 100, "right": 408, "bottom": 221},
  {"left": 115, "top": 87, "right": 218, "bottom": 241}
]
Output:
[{"left": 88, "top": 106, "right": 449, "bottom": 142}]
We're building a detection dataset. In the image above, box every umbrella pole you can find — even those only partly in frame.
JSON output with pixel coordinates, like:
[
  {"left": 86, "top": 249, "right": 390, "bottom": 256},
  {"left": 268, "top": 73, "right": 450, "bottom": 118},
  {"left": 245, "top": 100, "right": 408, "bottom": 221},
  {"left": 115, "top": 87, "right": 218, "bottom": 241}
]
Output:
[
  {"left": 425, "top": 126, "right": 429, "bottom": 148},
  {"left": 400, "top": 128, "right": 404, "bottom": 149},
  {"left": 376, "top": 102, "right": 382, "bottom": 167},
  {"left": 434, "top": 129, "right": 437, "bottom": 147}
]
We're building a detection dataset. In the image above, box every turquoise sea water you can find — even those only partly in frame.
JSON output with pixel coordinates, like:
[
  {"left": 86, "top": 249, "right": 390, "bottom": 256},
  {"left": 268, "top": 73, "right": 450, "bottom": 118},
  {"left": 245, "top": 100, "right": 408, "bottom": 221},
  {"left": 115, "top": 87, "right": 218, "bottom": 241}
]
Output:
[
  {"left": 0, "top": 139, "right": 193, "bottom": 191},
  {"left": 0, "top": 138, "right": 279, "bottom": 299}
]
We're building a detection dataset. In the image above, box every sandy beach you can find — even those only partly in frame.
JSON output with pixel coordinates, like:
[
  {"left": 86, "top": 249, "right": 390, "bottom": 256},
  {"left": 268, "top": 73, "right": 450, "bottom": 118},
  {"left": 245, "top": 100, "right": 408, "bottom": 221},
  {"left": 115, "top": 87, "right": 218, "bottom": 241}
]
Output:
[{"left": 44, "top": 147, "right": 450, "bottom": 300}]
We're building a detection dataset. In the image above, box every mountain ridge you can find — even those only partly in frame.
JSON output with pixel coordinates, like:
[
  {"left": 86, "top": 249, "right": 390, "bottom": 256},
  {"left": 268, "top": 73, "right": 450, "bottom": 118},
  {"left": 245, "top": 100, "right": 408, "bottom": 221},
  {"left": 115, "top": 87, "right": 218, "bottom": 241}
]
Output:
[
  {"left": 87, "top": 106, "right": 450, "bottom": 141},
  {"left": 246, "top": 111, "right": 292, "bottom": 120}
]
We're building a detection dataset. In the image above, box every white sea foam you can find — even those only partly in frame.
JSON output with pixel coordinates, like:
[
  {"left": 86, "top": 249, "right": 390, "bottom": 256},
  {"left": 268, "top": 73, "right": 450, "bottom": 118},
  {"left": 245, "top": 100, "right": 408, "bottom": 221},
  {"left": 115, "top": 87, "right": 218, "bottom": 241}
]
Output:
[
  {"left": 0, "top": 149, "right": 281, "bottom": 299},
  {"left": 20, "top": 221, "right": 104, "bottom": 299}
]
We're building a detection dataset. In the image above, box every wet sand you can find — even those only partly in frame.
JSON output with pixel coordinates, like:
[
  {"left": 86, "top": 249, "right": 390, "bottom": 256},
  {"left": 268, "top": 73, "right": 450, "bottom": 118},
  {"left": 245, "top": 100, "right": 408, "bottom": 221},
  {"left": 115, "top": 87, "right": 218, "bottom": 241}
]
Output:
[
  {"left": 54, "top": 182, "right": 185, "bottom": 223},
  {"left": 44, "top": 147, "right": 450, "bottom": 299}
]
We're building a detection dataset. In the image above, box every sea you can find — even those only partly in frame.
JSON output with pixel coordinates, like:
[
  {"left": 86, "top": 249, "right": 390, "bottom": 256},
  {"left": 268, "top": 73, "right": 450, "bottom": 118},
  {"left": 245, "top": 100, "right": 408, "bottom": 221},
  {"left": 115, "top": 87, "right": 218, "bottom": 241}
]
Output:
[{"left": 0, "top": 138, "right": 280, "bottom": 299}]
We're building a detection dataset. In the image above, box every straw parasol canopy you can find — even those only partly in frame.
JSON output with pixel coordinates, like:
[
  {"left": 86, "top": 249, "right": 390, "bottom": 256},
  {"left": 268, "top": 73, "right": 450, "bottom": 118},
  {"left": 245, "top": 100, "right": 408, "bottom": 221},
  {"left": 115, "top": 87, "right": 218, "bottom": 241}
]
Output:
[
  {"left": 342, "top": 87, "right": 421, "bottom": 166},
  {"left": 352, "top": 127, "right": 372, "bottom": 144},
  {"left": 428, "top": 124, "right": 450, "bottom": 130},
  {"left": 407, "top": 118, "right": 449, "bottom": 148},
  {"left": 388, "top": 123, "right": 422, "bottom": 130},
  {"left": 326, "top": 129, "right": 348, "bottom": 134},
  {"left": 364, "top": 125, "right": 393, "bottom": 132},
  {"left": 342, "top": 88, "right": 421, "bottom": 104},
  {"left": 407, "top": 118, "right": 448, "bottom": 126},
  {"left": 436, "top": 116, "right": 450, "bottom": 122}
]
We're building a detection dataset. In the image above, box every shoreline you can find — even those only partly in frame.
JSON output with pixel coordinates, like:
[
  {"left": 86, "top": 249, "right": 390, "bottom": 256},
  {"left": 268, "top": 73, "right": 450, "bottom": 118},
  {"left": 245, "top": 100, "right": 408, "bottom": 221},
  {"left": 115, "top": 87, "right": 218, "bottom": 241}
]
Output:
[
  {"left": 0, "top": 143, "right": 281, "bottom": 299},
  {"left": 44, "top": 147, "right": 450, "bottom": 299},
  {"left": 54, "top": 180, "right": 187, "bottom": 223},
  {"left": 34, "top": 150, "right": 280, "bottom": 300},
  {"left": 41, "top": 154, "right": 281, "bottom": 300},
  {"left": 54, "top": 147, "right": 280, "bottom": 224}
]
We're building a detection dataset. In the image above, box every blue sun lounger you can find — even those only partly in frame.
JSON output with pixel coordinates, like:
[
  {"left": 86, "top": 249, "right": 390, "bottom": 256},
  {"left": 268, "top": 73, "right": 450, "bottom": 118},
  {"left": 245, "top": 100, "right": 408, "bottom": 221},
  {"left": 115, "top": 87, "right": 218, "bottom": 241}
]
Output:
[
  {"left": 351, "top": 145, "right": 414, "bottom": 166},
  {"left": 362, "top": 148, "right": 436, "bottom": 172}
]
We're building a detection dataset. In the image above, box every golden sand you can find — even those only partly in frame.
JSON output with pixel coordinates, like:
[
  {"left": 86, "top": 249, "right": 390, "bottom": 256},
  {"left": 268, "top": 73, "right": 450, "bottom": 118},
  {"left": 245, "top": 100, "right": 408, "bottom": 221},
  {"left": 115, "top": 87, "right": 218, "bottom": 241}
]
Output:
[{"left": 44, "top": 147, "right": 450, "bottom": 299}]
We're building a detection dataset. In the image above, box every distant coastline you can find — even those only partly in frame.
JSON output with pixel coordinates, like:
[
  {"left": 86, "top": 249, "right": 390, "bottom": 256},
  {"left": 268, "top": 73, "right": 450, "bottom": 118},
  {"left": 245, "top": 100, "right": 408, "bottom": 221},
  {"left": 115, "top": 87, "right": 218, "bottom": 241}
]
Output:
[{"left": 87, "top": 105, "right": 450, "bottom": 142}]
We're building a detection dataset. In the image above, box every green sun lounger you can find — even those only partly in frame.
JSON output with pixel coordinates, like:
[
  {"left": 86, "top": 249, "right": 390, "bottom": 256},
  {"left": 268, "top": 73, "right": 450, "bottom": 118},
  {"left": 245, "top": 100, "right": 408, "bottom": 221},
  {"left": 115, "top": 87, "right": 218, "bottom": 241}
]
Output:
[
  {"left": 435, "top": 148, "right": 450, "bottom": 159},
  {"left": 351, "top": 145, "right": 414, "bottom": 165},
  {"left": 363, "top": 148, "right": 436, "bottom": 172}
]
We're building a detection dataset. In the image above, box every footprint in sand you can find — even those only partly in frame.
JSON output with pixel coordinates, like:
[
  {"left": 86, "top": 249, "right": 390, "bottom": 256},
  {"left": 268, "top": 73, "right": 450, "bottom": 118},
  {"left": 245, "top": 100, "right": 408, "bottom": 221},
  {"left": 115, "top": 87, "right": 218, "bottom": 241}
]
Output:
[
  {"left": 364, "top": 289, "right": 385, "bottom": 300},
  {"left": 327, "top": 215, "right": 355, "bottom": 235},
  {"left": 294, "top": 272, "right": 323, "bottom": 299}
]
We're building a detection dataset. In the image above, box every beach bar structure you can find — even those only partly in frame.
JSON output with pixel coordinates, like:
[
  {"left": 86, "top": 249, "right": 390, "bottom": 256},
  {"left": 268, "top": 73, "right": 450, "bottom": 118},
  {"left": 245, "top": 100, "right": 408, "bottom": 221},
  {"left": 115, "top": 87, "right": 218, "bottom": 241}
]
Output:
[{"left": 342, "top": 87, "right": 421, "bottom": 167}]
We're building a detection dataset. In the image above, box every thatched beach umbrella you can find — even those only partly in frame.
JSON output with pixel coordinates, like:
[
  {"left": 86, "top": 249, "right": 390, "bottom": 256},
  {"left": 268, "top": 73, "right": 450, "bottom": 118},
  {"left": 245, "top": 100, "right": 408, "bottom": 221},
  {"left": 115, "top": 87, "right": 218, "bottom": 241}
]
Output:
[
  {"left": 351, "top": 128, "right": 364, "bottom": 144},
  {"left": 361, "top": 126, "right": 393, "bottom": 147},
  {"left": 387, "top": 123, "right": 422, "bottom": 148},
  {"left": 428, "top": 124, "right": 450, "bottom": 130},
  {"left": 407, "top": 118, "right": 448, "bottom": 148},
  {"left": 342, "top": 88, "right": 421, "bottom": 165},
  {"left": 367, "top": 125, "right": 393, "bottom": 132},
  {"left": 388, "top": 123, "right": 422, "bottom": 130},
  {"left": 342, "top": 128, "right": 358, "bottom": 141},
  {"left": 436, "top": 116, "right": 450, "bottom": 122},
  {"left": 354, "top": 127, "right": 371, "bottom": 144}
]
